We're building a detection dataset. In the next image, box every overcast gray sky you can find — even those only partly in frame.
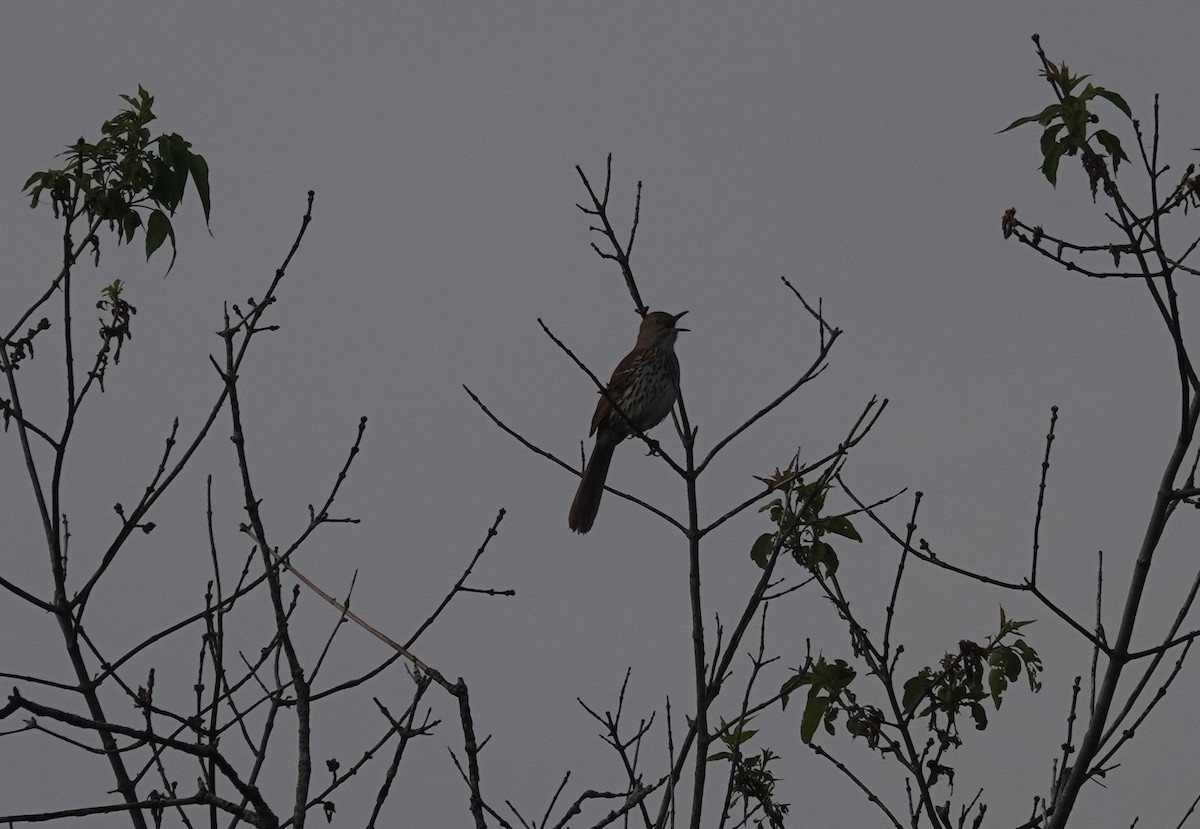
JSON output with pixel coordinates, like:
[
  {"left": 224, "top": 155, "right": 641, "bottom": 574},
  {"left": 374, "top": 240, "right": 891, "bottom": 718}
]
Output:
[{"left": 4, "top": 4, "right": 1200, "bottom": 827}]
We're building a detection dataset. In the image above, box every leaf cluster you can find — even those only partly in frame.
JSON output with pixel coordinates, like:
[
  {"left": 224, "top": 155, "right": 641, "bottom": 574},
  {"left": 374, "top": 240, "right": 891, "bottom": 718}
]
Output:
[
  {"left": 750, "top": 470, "right": 862, "bottom": 576},
  {"left": 22, "top": 86, "right": 211, "bottom": 272},
  {"left": 778, "top": 608, "right": 1041, "bottom": 800},
  {"left": 999, "top": 61, "right": 1132, "bottom": 188},
  {"left": 900, "top": 609, "right": 1042, "bottom": 741},
  {"left": 779, "top": 656, "right": 864, "bottom": 745},
  {"left": 709, "top": 723, "right": 790, "bottom": 829},
  {"left": 95, "top": 279, "right": 138, "bottom": 377}
]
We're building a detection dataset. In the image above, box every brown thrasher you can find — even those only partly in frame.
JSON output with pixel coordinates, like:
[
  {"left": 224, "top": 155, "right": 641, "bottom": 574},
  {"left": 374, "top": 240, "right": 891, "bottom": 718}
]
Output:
[{"left": 568, "top": 310, "right": 688, "bottom": 533}]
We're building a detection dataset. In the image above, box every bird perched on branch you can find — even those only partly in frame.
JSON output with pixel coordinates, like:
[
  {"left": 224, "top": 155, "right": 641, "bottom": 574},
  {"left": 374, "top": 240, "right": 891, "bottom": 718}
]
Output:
[{"left": 568, "top": 310, "right": 688, "bottom": 534}]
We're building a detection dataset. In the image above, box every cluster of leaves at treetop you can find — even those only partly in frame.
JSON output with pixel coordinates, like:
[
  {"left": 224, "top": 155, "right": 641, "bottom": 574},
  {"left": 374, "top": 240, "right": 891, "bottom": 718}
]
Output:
[
  {"left": 999, "top": 51, "right": 1132, "bottom": 192},
  {"left": 900, "top": 609, "right": 1043, "bottom": 735},
  {"left": 749, "top": 465, "right": 862, "bottom": 576},
  {"left": 779, "top": 610, "right": 1042, "bottom": 784},
  {"left": 23, "top": 86, "right": 211, "bottom": 272}
]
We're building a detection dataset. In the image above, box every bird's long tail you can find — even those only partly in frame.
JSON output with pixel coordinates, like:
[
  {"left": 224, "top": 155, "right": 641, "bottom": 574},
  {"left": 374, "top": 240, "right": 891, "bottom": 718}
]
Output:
[{"left": 568, "top": 438, "right": 617, "bottom": 534}]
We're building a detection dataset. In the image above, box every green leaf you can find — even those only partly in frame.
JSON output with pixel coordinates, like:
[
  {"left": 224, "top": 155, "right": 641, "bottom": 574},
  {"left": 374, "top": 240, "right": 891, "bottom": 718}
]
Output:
[
  {"left": 813, "top": 658, "right": 856, "bottom": 692},
  {"left": 1094, "top": 129, "right": 1129, "bottom": 173},
  {"left": 121, "top": 210, "right": 142, "bottom": 244},
  {"left": 187, "top": 151, "right": 212, "bottom": 226},
  {"left": 796, "top": 481, "right": 826, "bottom": 513},
  {"left": 725, "top": 728, "right": 757, "bottom": 748},
  {"left": 1060, "top": 97, "right": 1090, "bottom": 147},
  {"left": 998, "top": 104, "right": 1062, "bottom": 134},
  {"left": 1058, "top": 69, "right": 1091, "bottom": 96},
  {"left": 168, "top": 142, "right": 192, "bottom": 203},
  {"left": 831, "top": 659, "right": 855, "bottom": 689},
  {"left": 1013, "top": 639, "right": 1041, "bottom": 667},
  {"left": 810, "top": 540, "right": 839, "bottom": 576},
  {"left": 998, "top": 611, "right": 1036, "bottom": 637},
  {"left": 779, "top": 671, "right": 808, "bottom": 710},
  {"left": 145, "top": 209, "right": 169, "bottom": 256},
  {"left": 1095, "top": 88, "right": 1133, "bottom": 119},
  {"left": 824, "top": 544, "right": 839, "bottom": 575},
  {"left": 22, "top": 171, "right": 63, "bottom": 208},
  {"left": 145, "top": 209, "right": 178, "bottom": 273},
  {"left": 969, "top": 702, "right": 988, "bottom": 730},
  {"left": 1040, "top": 123, "right": 1065, "bottom": 158},
  {"left": 1041, "top": 140, "right": 1067, "bottom": 186},
  {"left": 800, "top": 693, "right": 829, "bottom": 744},
  {"left": 991, "top": 647, "right": 1021, "bottom": 680},
  {"left": 988, "top": 667, "right": 1008, "bottom": 707},
  {"left": 150, "top": 157, "right": 184, "bottom": 212},
  {"left": 820, "top": 515, "right": 862, "bottom": 542},
  {"left": 1012, "top": 640, "right": 1044, "bottom": 690},
  {"left": 707, "top": 750, "right": 732, "bottom": 762},
  {"left": 902, "top": 670, "right": 934, "bottom": 715},
  {"left": 750, "top": 533, "right": 775, "bottom": 569}
]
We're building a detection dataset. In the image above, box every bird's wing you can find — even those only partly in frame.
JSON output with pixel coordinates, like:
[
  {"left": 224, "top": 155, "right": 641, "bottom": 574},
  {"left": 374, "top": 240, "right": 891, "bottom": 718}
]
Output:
[{"left": 588, "top": 350, "right": 639, "bottom": 436}]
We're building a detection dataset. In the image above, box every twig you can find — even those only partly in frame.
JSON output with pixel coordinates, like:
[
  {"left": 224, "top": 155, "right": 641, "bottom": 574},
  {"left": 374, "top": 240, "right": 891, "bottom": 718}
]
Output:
[
  {"left": 810, "top": 743, "right": 903, "bottom": 829},
  {"left": 1030, "top": 406, "right": 1059, "bottom": 585},
  {"left": 575, "top": 155, "right": 646, "bottom": 315},
  {"left": 882, "top": 491, "right": 923, "bottom": 660}
]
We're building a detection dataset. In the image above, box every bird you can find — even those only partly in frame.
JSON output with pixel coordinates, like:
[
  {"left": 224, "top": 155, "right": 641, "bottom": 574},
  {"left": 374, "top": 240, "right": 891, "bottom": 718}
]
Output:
[{"left": 568, "top": 310, "right": 688, "bottom": 533}]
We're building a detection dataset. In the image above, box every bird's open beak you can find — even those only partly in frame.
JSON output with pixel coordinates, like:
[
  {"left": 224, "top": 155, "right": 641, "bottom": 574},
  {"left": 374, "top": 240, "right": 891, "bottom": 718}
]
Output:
[{"left": 672, "top": 310, "right": 690, "bottom": 332}]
